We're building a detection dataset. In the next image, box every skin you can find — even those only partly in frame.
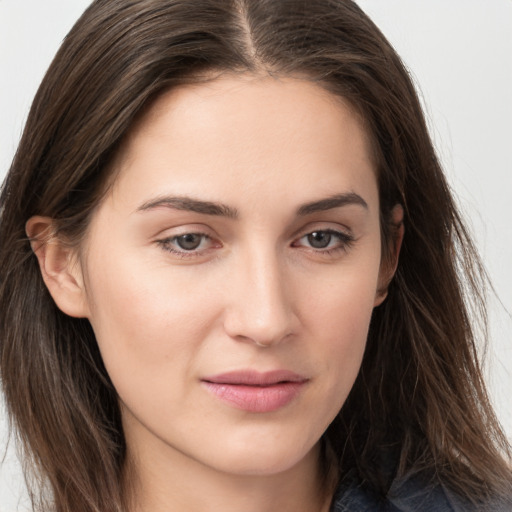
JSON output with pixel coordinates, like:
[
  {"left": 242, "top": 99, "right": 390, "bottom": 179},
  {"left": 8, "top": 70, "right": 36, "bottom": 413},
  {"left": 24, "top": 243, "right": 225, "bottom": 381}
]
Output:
[{"left": 28, "top": 75, "right": 403, "bottom": 512}]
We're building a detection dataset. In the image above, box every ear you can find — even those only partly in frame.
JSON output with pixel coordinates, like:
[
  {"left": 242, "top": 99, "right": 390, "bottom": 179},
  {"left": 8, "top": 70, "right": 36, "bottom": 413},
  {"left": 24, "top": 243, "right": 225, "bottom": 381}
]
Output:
[
  {"left": 374, "top": 204, "right": 404, "bottom": 307},
  {"left": 26, "top": 216, "right": 90, "bottom": 318}
]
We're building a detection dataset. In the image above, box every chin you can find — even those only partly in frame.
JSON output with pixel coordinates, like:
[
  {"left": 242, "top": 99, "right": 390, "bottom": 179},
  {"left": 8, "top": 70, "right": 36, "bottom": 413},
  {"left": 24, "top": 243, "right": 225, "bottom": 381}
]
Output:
[{"left": 202, "top": 437, "right": 320, "bottom": 477}]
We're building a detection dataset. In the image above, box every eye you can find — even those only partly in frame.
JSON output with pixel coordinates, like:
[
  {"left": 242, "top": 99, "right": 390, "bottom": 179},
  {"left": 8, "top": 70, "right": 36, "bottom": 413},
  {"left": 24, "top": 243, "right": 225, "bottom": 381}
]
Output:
[
  {"left": 157, "top": 232, "right": 216, "bottom": 257},
  {"left": 175, "top": 233, "right": 205, "bottom": 251},
  {"left": 306, "top": 231, "right": 335, "bottom": 249},
  {"left": 294, "top": 229, "right": 354, "bottom": 253}
]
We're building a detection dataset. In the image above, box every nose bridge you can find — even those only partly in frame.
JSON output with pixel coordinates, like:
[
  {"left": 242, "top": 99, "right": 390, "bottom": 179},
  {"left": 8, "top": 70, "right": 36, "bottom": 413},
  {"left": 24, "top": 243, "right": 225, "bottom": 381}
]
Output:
[{"left": 224, "top": 242, "right": 295, "bottom": 346}]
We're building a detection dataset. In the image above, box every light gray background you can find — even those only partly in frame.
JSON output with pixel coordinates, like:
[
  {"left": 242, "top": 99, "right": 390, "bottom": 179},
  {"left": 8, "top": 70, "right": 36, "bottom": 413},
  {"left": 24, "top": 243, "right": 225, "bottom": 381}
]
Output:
[{"left": 1, "top": 1, "right": 511, "bottom": 510}]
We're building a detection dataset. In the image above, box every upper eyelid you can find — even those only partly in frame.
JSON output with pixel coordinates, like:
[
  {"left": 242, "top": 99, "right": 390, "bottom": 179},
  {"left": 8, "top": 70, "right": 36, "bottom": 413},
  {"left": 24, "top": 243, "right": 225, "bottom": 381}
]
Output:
[
  {"left": 153, "top": 223, "right": 216, "bottom": 239},
  {"left": 160, "top": 232, "right": 212, "bottom": 247},
  {"left": 294, "top": 229, "right": 354, "bottom": 244},
  {"left": 154, "top": 221, "right": 355, "bottom": 245},
  {"left": 300, "top": 226, "right": 351, "bottom": 236},
  {"left": 291, "top": 222, "right": 354, "bottom": 240},
  {"left": 162, "top": 230, "right": 211, "bottom": 239},
  {"left": 155, "top": 225, "right": 353, "bottom": 242}
]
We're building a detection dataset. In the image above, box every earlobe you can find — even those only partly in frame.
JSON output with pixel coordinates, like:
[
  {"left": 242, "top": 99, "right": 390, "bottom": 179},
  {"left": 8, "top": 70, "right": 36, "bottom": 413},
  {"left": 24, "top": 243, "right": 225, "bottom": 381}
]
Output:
[
  {"left": 374, "top": 204, "right": 405, "bottom": 307},
  {"left": 26, "top": 216, "right": 90, "bottom": 318}
]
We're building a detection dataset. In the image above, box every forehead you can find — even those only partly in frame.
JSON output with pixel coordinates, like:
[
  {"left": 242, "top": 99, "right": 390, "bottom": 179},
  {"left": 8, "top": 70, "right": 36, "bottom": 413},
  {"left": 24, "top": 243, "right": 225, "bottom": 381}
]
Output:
[{"left": 107, "top": 74, "right": 378, "bottom": 214}]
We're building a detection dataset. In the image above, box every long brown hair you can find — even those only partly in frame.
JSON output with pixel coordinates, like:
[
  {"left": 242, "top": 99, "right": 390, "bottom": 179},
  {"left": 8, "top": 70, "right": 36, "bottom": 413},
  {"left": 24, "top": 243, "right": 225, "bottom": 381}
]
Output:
[{"left": 1, "top": 0, "right": 510, "bottom": 510}]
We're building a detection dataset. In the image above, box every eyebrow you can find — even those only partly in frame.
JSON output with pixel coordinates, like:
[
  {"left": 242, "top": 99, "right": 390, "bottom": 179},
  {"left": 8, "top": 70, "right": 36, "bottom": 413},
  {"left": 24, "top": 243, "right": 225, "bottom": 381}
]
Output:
[
  {"left": 136, "top": 192, "right": 367, "bottom": 219},
  {"left": 137, "top": 196, "right": 239, "bottom": 219},
  {"left": 296, "top": 193, "right": 368, "bottom": 216}
]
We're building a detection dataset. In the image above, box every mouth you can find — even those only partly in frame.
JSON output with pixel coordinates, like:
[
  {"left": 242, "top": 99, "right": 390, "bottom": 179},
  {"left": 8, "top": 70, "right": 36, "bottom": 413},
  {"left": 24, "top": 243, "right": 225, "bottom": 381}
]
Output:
[{"left": 201, "top": 370, "right": 309, "bottom": 413}]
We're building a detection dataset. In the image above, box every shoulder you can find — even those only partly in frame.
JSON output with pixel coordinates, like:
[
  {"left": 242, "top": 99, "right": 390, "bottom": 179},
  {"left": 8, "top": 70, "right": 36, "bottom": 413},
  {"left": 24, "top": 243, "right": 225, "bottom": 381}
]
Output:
[{"left": 330, "top": 471, "right": 511, "bottom": 512}]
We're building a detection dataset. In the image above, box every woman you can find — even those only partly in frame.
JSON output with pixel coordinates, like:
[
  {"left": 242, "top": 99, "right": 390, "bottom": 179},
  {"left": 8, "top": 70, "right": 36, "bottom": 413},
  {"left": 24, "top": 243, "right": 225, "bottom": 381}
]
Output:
[{"left": 0, "top": 1, "right": 510, "bottom": 511}]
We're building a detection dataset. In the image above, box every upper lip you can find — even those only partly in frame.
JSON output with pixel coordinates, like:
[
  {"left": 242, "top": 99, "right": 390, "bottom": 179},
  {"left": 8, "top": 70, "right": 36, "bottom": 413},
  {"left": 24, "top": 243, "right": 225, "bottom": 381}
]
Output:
[{"left": 202, "top": 370, "right": 308, "bottom": 386}]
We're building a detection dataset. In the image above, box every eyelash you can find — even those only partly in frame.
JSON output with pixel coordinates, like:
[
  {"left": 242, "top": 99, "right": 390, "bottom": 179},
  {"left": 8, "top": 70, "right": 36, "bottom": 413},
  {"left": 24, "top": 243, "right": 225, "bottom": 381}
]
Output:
[
  {"left": 157, "top": 232, "right": 214, "bottom": 259},
  {"left": 293, "top": 229, "right": 355, "bottom": 255},
  {"left": 157, "top": 229, "right": 355, "bottom": 259}
]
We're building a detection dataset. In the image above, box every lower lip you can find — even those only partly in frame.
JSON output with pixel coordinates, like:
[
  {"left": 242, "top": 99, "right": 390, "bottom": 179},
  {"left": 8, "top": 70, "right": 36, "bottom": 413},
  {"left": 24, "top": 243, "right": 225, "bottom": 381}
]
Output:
[{"left": 202, "top": 381, "right": 306, "bottom": 413}]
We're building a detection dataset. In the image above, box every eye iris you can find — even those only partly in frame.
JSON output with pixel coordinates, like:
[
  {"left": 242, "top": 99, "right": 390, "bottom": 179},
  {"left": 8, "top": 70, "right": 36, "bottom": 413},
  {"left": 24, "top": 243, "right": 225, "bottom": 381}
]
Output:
[
  {"left": 307, "top": 231, "right": 332, "bottom": 249},
  {"left": 176, "top": 234, "right": 202, "bottom": 250}
]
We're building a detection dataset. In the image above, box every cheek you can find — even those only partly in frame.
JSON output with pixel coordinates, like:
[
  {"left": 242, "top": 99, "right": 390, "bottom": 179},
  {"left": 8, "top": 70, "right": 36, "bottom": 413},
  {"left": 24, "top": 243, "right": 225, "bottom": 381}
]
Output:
[
  {"left": 302, "top": 250, "right": 380, "bottom": 342},
  {"left": 82, "top": 247, "right": 221, "bottom": 400},
  {"left": 300, "top": 259, "right": 380, "bottom": 404}
]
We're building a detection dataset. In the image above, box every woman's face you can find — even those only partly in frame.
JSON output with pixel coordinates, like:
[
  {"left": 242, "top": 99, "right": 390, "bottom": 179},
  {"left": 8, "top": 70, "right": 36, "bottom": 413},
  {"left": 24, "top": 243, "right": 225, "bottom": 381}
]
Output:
[{"left": 77, "top": 75, "right": 387, "bottom": 476}]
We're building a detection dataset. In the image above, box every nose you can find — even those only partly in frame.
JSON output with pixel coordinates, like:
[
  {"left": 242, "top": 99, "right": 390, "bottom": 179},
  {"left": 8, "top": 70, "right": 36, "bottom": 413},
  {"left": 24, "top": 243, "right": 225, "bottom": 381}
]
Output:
[{"left": 223, "top": 249, "right": 297, "bottom": 347}]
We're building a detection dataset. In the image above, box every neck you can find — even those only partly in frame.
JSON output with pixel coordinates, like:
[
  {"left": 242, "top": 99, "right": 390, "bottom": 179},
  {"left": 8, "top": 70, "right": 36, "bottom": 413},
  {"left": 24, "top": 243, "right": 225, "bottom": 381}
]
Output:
[{"left": 124, "top": 440, "right": 333, "bottom": 512}]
